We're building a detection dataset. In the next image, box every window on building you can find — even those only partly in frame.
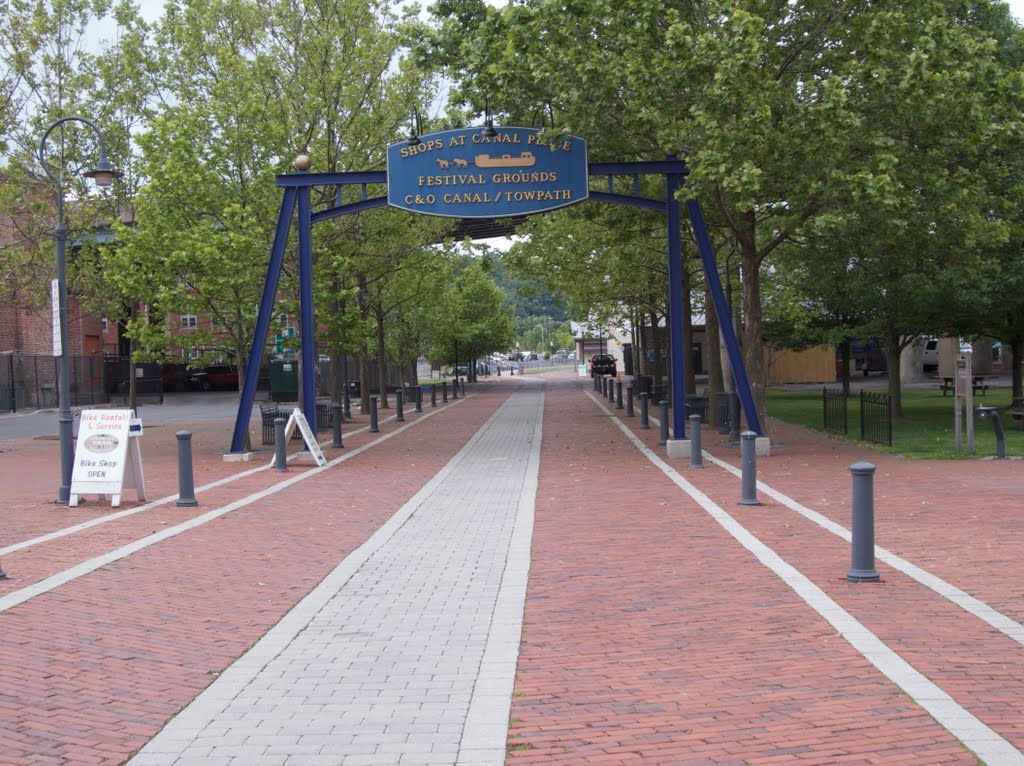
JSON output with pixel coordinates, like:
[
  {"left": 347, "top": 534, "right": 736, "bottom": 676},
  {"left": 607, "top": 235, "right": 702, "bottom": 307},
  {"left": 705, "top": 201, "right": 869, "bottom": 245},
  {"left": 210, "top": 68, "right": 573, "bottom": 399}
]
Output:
[
  {"left": 180, "top": 314, "right": 198, "bottom": 328},
  {"left": 101, "top": 317, "right": 108, "bottom": 332}
]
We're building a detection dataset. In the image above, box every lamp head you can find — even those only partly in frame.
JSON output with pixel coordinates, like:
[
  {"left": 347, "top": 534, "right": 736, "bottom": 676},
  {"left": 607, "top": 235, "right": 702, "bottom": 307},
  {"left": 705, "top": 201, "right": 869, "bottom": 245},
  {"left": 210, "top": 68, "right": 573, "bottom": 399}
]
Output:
[{"left": 84, "top": 153, "right": 121, "bottom": 187}]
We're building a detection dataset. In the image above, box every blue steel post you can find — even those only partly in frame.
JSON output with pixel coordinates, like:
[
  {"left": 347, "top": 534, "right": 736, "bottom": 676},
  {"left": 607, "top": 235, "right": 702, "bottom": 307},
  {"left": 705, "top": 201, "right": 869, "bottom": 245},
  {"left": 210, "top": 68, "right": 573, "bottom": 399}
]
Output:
[
  {"left": 297, "top": 182, "right": 317, "bottom": 432},
  {"left": 230, "top": 188, "right": 298, "bottom": 454},
  {"left": 666, "top": 168, "right": 687, "bottom": 439},
  {"left": 685, "top": 199, "right": 764, "bottom": 436}
]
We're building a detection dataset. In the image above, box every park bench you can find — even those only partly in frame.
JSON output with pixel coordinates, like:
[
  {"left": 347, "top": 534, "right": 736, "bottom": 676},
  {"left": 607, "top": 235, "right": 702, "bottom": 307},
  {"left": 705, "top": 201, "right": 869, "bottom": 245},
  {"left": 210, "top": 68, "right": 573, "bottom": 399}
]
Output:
[{"left": 938, "top": 376, "right": 988, "bottom": 396}]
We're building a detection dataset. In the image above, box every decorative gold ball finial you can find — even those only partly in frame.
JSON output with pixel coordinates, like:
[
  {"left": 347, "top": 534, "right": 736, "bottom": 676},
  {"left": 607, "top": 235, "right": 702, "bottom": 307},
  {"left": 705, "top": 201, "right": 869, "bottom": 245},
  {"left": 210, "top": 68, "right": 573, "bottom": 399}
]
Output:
[
  {"left": 664, "top": 148, "right": 679, "bottom": 158},
  {"left": 294, "top": 154, "right": 311, "bottom": 171}
]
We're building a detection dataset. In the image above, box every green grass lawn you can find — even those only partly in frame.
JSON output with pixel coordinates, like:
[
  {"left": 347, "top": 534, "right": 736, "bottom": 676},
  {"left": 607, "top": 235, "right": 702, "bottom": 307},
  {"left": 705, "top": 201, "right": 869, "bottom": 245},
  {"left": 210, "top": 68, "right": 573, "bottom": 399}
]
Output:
[{"left": 766, "top": 386, "right": 1024, "bottom": 459}]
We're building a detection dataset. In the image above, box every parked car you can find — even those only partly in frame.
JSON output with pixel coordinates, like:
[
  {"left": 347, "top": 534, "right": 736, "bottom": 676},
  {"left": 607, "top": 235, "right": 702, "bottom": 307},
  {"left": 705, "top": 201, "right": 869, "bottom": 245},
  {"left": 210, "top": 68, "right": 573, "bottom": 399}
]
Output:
[
  {"left": 922, "top": 338, "right": 938, "bottom": 371},
  {"left": 589, "top": 354, "right": 616, "bottom": 377},
  {"left": 188, "top": 364, "right": 239, "bottom": 390}
]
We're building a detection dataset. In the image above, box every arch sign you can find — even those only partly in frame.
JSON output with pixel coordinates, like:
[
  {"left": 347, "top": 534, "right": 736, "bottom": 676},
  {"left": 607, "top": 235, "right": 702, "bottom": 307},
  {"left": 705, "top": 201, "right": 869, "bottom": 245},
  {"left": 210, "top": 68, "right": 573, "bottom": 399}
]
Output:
[
  {"left": 386, "top": 127, "right": 588, "bottom": 218},
  {"left": 228, "top": 127, "right": 764, "bottom": 457}
]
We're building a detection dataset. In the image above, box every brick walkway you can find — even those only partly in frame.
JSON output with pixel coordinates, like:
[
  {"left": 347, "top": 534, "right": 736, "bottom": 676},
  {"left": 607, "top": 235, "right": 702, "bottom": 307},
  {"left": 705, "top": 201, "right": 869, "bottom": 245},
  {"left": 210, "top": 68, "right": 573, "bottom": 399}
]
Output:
[{"left": 0, "top": 371, "right": 1021, "bottom": 765}]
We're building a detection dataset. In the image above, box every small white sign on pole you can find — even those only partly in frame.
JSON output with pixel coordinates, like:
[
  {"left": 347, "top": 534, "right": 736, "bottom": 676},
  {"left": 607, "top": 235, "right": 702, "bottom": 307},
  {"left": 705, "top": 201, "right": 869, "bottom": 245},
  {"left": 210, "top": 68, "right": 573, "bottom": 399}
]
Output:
[
  {"left": 267, "top": 408, "right": 326, "bottom": 467},
  {"left": 70, "top": 409, "right": 146, "bottom": 507},
  {"left": 50, "top": 279, "right": 62, "bottom": 357}
]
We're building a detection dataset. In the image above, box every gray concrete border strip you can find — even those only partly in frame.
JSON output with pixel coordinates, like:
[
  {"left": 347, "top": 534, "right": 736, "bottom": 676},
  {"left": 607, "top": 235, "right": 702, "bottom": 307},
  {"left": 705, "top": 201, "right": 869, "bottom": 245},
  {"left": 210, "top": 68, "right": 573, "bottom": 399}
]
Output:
[
  {"left": 130, "top": 388, "right": 540, "bottom": 766},
  {"left": 610, "top": 395, "right": 1024, "bottom": 765},
  {"left": 647, "top": 413, "right": 1024, "bottom": 648},
  {"left": 702, "top": 449, "right": 1024, "bottom": 647},
  {"left": 457, "top": 387, "right": 542, "bottom": 765}
]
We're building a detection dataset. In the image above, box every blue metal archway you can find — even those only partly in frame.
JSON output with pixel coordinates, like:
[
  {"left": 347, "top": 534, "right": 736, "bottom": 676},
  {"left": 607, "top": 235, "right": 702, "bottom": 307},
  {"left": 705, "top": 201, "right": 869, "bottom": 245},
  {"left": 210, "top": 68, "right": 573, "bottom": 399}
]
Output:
[{"left": 228, "top": 155, "right": 762, "bottom": 454}]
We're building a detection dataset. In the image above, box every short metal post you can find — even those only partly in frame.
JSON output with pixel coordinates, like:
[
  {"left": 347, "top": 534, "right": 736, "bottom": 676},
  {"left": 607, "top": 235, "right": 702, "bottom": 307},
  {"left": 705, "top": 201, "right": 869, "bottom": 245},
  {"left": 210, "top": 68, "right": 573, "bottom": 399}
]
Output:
[
  {"left": 452, "top": 377, "right": 459, "bottom": 399},
  {"left": 639, "top": 392, "right": 650, "bottom": 429},
  {"left": 626, "top": 385, "right": 634, "bottom": 416},
  {"left": 442, "top": 382, "right": 448, "bottom": 402},
  {"left": 175, "top": 431, "right": 199, "bottom": 505},
  {"left": 592, "top": 374, "right": 598, "bottom": 391},
  {"left": 847, "top": 462, "right": 880, "bottom": 582},
  {"left": 369, "top": 395, "right": 379, "bottom": 433},
  {"left": 616, "top": 380, "right": 623, "bottom": 409},
  {"left": 608, "top": 377, "right": 615, "bottom": 403},
  {"left": 415, "top": 385, "right": 423, "bottom": 413},
  {"left": 273, "top": 418, "right": 288, "bottom": 472},
  {"left": 332, "top": 403, "right": 343, "bottom": 448},
  {"left": 431, "top": 384, "right": 437, "bottom": 408},
  {"left": 739, "top": 431, "right": 760, "bottom": 505},
  {"left": 689, "top": 414, "right": 703, "bottom": 468},
  {"left": 659, "top": 400, "right": 669, "bottom": 445},
  {"left": 459, "top": 377, "right": 465, "bottom": 396},
  {"left": 396, "top": 387, "right": 405, "bottom": 422}
]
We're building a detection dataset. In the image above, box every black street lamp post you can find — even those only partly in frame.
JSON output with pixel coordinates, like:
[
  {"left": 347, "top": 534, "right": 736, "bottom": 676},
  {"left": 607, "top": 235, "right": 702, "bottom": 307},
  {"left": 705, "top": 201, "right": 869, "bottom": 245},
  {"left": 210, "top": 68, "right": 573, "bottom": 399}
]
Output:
[{"left": 38, "top": 116, "right": 120, "bottom": 504}]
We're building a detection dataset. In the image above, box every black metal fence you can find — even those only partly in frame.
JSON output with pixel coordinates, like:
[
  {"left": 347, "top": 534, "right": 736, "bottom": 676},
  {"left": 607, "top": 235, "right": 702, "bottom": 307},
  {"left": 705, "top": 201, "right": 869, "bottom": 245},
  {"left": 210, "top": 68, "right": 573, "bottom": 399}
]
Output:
[
  {"left": 0, "top": 353, "right": 113, "bottom": 412},
  {"left": 859, "top": 390, "right": 893, "bottom": 446},
  {"left": 823, "top": 387, "right": 848, "bottom": 436},
  {"left": 821, "top": 387, "right": 892, "bottom": 446}
]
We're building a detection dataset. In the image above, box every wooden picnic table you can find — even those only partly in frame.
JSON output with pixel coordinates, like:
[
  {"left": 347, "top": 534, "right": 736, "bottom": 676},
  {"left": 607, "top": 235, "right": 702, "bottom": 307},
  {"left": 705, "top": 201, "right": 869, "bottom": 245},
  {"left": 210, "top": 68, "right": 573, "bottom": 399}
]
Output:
[{"left": 938, "top": 375, "right": 989, "bottom": 395}]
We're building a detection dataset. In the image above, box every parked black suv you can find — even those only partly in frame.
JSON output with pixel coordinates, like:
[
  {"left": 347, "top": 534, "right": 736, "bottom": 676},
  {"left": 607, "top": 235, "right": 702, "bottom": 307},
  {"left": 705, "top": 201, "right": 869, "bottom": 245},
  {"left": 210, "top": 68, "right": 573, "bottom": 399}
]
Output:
[{"left": 589, "top": 354, "right": 616, "bottom": 377}]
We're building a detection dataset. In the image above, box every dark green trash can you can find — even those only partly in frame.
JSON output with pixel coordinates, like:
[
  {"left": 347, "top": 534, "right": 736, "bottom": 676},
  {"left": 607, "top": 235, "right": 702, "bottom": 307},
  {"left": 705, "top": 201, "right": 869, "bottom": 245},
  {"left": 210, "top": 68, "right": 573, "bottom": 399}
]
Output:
[{"left": 269, "top": 360, "right": 299, "bottom": 402}]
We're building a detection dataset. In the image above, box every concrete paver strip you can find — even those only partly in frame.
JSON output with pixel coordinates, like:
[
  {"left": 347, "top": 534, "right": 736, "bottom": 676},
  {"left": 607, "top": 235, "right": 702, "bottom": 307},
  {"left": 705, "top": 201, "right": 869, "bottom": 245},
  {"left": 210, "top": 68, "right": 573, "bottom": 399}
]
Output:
[{"left": 129, "top": 386, "right": 543, "bottom": 765}]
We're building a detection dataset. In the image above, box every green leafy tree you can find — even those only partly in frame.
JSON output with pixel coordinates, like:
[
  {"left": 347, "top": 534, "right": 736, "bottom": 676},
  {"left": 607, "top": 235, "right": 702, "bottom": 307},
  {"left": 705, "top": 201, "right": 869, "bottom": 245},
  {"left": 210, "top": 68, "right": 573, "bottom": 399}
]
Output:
[{"left": 414, "top": 0, "right": 1022, "bottom": 431}]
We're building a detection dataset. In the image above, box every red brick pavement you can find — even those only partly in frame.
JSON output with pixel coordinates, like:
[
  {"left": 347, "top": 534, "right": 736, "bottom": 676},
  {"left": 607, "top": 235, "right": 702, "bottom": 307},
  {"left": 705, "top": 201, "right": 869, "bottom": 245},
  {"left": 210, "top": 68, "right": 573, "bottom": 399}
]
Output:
[
  {"left": 0, "top": 390, "right": 511, "bottom": 765},
  {"left": 1, "top": 372, "right": 1021, "bottom": 765},
  {"left": 509, "top": 374, "right": 1022, "bottom": 765}
]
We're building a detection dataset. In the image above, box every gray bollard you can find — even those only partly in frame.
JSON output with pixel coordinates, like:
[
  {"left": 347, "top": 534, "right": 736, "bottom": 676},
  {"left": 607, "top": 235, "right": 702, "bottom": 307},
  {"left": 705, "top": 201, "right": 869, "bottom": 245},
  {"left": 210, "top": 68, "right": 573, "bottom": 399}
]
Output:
[
  {"left": 460, "top": 377, "right": 465, "bottom": 396},
  {"left": 415, "top": 385, "right": 423, "bottom": 413},
  {"left": 593, "top": 374, "right": 599, "bottom": 391},
  {"left": 273, "top": 418, "right": 288, "bottom": 472},
  {"left": 689, "top": 414, "right": 704, "bottom": 468},
  {"left": 639, "top": 392, "right": 650, "bottom": 429},
  {"left": 369, "top": 395, "right": 379, "bottom": 433},
  {"left": 626, "top": 385, "right": 634, "bottom": 417},
  {"left": 176, "top": 430, "right": 199, "bottom": 505},
  {"left": 659, "top": 400, "right": 669, "bottom": 445},
  {"left": 431, "top": 384, "right": 437, "bottom": 408},
  {"left": 616, "top": 380, "right": 623, "bottom": 409},
  {"left": 608, "top": 377, "right": 615, "bottom": 403},
  {"left": 332, "top": 403, "right": 343, "bottom": 448},
  {"left": 847, "top": 462, "right": 881, "bottom": 582},
  {"left": 739, "top": 431, "right": 760, "bottom": 505},
  {"left": 442, "top": 382, "right": 448, "bottom": 403},
  {"left": 452, "top": 377, "right": 459, "bottom": 399},
  {"left": 396, "top": 387, "right": 405, "bottom": 422}
]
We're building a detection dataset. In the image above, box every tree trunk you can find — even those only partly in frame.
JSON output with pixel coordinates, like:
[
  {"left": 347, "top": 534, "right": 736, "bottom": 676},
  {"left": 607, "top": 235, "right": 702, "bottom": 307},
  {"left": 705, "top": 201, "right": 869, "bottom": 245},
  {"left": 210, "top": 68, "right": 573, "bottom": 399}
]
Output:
[
  {"left": 359, "top": 351, "right": 370, "bottom": 413},
  {"left": 840, "top": 340, "right": 852, "bottom": 397},
  {"left": 884, "top": 330, "right": 903, "bottom": 417},
  {"left": 375, "top": 306, "right": 389, "bottom": 408},
  {"left": 1010, "top": 338, "right": 1023, "bottom": 408},
  {"left": 739, "top": 237, "right": 768, "bottom": 435}
]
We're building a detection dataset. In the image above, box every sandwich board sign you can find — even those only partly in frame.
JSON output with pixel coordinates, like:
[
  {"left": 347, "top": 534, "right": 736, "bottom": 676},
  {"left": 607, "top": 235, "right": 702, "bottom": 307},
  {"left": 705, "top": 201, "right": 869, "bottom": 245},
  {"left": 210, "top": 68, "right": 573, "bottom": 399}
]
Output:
[
  {"left": 70, "top": 409, "right": 146, "bottom": 507},
  {"left": 267, "top": 407, "right": 326, "bottom": 467}
]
